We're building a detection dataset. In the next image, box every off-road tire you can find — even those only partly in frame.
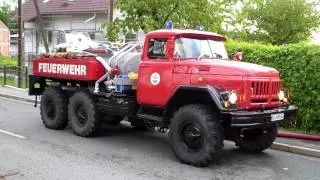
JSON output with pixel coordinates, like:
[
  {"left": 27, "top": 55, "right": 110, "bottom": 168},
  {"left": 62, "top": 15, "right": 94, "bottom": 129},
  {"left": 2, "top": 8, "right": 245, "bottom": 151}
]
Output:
[
  {"left": 103, "top": 115, "right": 123, "bottom": 125},
  {"left": 40, "top": 87, "right": 68, "bottom": 130},
  {"left": 169, "top": 104, "right": 224, "bottom": 167},
  {"left": 237, "top": 125, "right": 278, "bottom": 152},
  {"left": 68, "top": 91, "right": 101, "bottom": 137}
]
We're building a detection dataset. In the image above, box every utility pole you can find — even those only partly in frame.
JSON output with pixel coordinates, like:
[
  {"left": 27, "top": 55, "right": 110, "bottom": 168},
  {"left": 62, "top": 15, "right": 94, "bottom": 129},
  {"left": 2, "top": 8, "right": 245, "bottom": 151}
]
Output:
[
  {"left": 109, "top": 0, "right": 114, "bottom": 23},
  {"left": 17, "top": 0, "right": 23, "bottom": 88},
  {"left": 33, "top": 0, "right": 49, "bottom": 53}
]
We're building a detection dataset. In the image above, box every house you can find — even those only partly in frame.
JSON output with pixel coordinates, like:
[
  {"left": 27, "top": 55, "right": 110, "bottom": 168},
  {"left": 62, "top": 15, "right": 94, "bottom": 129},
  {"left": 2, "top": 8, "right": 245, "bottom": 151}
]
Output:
[
  {"left": 0, "top": 20, "right": 10, "bottom": 56},
  {"left": 22, "top": 0, "right": 120, "bottom": 53}
]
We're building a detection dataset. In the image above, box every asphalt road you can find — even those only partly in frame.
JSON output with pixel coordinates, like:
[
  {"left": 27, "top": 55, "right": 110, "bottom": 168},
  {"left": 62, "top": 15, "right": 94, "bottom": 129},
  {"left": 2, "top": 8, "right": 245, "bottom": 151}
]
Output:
[{"left": 0, "top": 97, "right": 319, "bottom": 180}]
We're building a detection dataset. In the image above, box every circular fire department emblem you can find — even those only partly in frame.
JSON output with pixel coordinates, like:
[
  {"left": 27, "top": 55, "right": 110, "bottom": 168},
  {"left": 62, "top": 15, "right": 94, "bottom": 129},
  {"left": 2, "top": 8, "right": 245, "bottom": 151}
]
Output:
[{"left": 150, "top": 72, "right": 160, "bottom": 86}]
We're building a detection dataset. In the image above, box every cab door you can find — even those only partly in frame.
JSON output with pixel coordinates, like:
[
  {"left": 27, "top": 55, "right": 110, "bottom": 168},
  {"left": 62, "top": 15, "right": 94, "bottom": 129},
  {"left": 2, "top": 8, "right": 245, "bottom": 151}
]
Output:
[{"left": 137, "top": 38, "right": 174, "bottom": 107}]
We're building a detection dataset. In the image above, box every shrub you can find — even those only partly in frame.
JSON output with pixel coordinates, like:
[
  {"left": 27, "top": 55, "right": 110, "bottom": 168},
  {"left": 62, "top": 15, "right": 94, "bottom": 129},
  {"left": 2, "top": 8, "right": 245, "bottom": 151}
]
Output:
[
  {"left": 0, "top": 56, "right": 17, "bottom": 67},
  {"left": 226, "top": 41, "right": 320, "bottom": 132}
]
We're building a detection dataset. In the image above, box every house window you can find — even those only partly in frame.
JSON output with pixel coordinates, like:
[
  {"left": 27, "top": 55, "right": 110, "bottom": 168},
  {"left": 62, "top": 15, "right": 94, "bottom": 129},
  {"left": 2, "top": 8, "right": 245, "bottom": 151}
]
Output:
[
  {"left": 148, "top": 38, "right": 167, "bottom": 59},
  {"left": 48, "top": 30, "right": 53, "bottom": 44}
]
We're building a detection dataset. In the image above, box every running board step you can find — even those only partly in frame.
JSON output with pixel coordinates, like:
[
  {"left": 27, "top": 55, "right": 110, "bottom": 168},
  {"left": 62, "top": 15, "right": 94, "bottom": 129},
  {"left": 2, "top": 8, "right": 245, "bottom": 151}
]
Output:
[{"left": 137, "top": 113, "right": 162, "bottom": 122}]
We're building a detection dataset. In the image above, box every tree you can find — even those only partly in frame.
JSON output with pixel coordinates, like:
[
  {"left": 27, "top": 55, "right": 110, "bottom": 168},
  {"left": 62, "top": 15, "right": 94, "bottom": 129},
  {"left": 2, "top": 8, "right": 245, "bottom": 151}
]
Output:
[
  {"left": 0, "top": 4, "right": 10, "bottom": 26},
  {"left": 232, "top": 0, "right": 320, "bottom": 45},
  {"left": 0, "top": 2, "right": 18, "bottom": 29},
  {"left": 106, "top": 0, "right": 236, "bottom": 40}
]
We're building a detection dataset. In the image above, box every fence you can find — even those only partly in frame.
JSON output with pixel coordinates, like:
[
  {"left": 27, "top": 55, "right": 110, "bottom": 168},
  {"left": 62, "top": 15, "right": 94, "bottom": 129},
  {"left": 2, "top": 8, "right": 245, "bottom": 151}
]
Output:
[{"left": 0, "top": 66, "right": 29, "bottom": 89}]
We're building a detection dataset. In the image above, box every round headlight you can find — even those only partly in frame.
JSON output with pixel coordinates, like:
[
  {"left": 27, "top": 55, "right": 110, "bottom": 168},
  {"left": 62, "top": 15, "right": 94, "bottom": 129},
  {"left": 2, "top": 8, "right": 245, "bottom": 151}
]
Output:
[
  {"left": 229, "top": 92, "right": 238, "bottom": 104},
  {"left": 278, "top": 90, "right": 285, "bottom": 101}
]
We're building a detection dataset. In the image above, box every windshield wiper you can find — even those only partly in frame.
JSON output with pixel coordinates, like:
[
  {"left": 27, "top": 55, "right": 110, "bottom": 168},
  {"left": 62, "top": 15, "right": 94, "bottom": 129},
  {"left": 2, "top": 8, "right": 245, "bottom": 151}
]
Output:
[
  {"left": 197, "top": 53, "right": 210, "bottom": 60},
  {"left": 213, "top": 53, "right": 224, "bottom": 59}
]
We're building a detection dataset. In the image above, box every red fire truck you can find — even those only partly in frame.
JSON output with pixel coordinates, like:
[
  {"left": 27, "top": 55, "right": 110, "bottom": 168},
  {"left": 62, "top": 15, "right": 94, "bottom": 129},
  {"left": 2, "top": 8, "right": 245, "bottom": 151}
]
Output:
[{"left": 29, "top": 26, "right": 296, "bottom": 166}]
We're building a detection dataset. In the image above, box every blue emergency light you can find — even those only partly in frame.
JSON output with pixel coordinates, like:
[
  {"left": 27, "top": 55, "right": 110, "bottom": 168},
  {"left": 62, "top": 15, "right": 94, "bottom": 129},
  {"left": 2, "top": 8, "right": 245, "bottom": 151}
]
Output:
[
  {"left": 165, "top": 20, "right": 174, "bottom": 30},
  {"left": 196, "top": 25, "right": 204, "bottom": 31}
]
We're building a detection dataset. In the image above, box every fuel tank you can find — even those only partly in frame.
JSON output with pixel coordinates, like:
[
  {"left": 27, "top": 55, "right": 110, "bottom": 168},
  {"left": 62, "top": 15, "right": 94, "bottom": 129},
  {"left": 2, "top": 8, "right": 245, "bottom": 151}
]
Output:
[{"left": 109, "top": 52, "right": 142, "bottom": 74}]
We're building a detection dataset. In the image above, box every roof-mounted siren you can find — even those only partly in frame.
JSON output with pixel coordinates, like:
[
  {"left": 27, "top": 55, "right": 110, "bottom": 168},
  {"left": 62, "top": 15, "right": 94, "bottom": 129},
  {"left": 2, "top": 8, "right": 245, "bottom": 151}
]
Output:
[
  {"left": 196, "top": 25, "right": 205, "bottom": 31},
  {"left": 165, "top": 20, "right": 174, "bottom": 30}
]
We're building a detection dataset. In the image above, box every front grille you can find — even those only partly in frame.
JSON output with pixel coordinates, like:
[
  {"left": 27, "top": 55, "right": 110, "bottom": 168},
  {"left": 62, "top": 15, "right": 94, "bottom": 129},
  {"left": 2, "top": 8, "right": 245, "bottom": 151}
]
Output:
[
  {"left": 270, "top": 81, "right": 281, "bottom": 96},
  {"left": 252, "top": 81, "right": 268, "bottom": 96},
  {"left": 249, "top": 80, "right": 281, "bottom": 107},
  {"left": 251, "top": 81, "right": 280, "bottom": 97}
]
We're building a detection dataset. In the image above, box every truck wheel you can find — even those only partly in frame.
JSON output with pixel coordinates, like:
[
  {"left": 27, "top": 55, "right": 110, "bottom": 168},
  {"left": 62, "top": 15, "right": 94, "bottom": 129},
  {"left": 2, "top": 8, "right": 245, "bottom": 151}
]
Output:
[
  {"left": 169, "top": 104, "right": 224, "bottom": 167},
  {"left": 40, "top": 87, "right": 68, "bottom": 130},
  {"left": 237, "top": 125, "right": 278, "bottom": 152},
  {"left": 68, "top": 91, "right": 101, "bottom": 137},
  {"left": 103, "top": 115, "right": 123, "bottom": 125}
]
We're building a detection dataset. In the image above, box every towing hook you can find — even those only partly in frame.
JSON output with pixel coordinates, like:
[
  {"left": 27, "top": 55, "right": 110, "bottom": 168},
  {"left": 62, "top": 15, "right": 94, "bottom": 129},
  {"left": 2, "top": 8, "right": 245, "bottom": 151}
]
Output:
[
  {"left": 240, "top": 127, "right": 258, "bottom": 138},
  {"left": 263, "top": 130, "right": 267, "bottom": 134},
  {"left": 240, "top": 127, "right": 268, "bottom": 138}
]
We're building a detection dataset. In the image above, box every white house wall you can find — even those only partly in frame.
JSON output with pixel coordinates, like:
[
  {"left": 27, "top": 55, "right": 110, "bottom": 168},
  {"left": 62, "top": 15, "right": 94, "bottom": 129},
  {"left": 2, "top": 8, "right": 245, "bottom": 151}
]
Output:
[
  {"left": 24, "top": 29, "right": 37, "bottom": 53},
  {"left": 44, "top": 13, "right": 109, "bottom": 31}
]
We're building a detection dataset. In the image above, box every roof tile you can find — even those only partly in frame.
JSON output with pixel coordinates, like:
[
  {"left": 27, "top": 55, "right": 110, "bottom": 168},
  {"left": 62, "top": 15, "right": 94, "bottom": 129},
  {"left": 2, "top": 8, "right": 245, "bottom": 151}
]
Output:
[{"left": 23, "top": 0, "right": 114, "bottom": 21}]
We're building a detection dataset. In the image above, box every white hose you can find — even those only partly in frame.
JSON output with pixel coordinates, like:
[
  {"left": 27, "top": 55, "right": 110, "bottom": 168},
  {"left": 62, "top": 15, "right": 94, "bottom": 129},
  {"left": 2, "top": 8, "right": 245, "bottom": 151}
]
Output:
[{"left": 94, "top": 56, "right": 112, "bottom": 93}]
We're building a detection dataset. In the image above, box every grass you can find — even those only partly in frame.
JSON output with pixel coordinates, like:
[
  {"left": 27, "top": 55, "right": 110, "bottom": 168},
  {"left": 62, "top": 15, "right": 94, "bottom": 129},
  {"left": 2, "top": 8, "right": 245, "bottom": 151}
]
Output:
[
  {"left": 0, "top": 56, "right": 17, "bottom": 67},
  {"left": 0, "top": 76, "right": 28, "bottom": 89}
]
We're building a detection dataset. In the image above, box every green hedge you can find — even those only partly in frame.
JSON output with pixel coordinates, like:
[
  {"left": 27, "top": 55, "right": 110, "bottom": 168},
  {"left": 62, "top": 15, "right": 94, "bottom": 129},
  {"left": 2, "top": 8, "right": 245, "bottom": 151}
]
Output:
[
  {"left": 0, "top": 56, "right": 17, "bottom": 67},
  {"left": 226, "top": 41, "right": 320, "bottom": 132}
]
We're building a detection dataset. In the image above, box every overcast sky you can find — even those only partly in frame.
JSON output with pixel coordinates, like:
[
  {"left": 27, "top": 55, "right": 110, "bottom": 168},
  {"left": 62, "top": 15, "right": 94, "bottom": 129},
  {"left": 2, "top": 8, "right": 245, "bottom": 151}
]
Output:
[{"left": 0, "top": 0, "right": 20, "bottom": 9}]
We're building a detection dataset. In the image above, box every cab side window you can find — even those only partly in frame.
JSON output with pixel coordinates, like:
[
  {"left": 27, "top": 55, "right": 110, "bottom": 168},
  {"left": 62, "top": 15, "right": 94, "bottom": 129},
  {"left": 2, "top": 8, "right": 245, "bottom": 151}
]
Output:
[{"left": 148, "top": 38, "right": 167, "bottom": 59}]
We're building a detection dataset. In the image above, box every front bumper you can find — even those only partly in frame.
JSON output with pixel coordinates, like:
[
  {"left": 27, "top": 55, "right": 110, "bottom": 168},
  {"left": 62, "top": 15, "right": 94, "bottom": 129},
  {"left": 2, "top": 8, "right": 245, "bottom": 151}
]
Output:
[{"left": 221, "top": 105, "right": 297, "bottom": 128}]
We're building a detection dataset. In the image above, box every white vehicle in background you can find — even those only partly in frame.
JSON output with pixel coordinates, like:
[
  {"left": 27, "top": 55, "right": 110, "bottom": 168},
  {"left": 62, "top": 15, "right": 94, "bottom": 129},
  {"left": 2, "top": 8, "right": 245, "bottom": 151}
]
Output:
[
  {"left": 38, "top": 29, "right": 145, "bottom": 57},
  {"left": 55, "top": 32, "right": 101, "bottom": 52},
  {"left": 38, "top": 30, "right": 111, "bottom": 53}
]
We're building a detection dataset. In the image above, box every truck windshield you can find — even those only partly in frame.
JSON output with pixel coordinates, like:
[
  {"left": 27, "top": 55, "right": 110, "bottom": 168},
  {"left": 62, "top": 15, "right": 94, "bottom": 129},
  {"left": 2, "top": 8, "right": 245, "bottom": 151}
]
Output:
[{"left": 174, "top": 38, "right": 228, "bottom": 60}]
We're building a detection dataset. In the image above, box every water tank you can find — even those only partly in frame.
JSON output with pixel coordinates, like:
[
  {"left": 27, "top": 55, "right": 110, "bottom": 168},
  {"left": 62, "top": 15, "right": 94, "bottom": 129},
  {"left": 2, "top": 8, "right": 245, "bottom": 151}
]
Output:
[{"left": 109, "top": 52, "right": 142, "bottom": 74}]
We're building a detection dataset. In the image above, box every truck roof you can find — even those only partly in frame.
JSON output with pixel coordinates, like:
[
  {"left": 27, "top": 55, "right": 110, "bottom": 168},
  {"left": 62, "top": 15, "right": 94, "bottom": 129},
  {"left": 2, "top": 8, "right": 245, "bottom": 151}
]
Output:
[{"left": 146, "top": 29, "right": 226, "bottom": 41}]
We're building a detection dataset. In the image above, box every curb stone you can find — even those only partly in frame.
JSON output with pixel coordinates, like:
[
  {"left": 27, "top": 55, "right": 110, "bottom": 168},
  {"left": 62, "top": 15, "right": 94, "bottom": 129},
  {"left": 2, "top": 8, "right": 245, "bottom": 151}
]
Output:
[
  {"left": 3, "top": 85, "right": 28, "bottom": 91},
  {"left": 271, "top": 142, "right": 320, "bottom": 158},
  {"left": 0, "top": 93, "right": 38, "bottom": 104}
]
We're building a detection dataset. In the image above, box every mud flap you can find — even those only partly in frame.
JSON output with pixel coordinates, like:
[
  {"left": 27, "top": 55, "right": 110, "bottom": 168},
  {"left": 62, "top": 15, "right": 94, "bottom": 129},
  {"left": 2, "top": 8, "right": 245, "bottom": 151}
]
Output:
[{"left": 28, "top": 75, "right": 46, "bottom": 96}]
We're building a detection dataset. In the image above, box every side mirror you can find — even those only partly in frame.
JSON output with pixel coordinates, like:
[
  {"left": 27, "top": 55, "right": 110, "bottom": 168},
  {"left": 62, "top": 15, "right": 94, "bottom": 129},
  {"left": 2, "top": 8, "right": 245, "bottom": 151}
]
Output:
[{"left": 233, "top": 52, "right": 243, "bottom": 61}]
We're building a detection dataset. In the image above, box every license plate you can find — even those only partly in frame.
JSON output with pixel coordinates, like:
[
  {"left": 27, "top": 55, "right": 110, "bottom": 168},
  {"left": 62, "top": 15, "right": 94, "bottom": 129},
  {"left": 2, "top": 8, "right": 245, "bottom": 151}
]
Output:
[{"left": 271, "top": 113, "right": 284, "bottom": 122}]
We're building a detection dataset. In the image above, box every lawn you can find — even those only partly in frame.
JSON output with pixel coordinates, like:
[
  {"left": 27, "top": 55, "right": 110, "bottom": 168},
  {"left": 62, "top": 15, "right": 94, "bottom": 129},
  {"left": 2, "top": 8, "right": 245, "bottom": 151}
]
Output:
[{"left": 0, "top": 76, "right": 28, "bottom": 89}]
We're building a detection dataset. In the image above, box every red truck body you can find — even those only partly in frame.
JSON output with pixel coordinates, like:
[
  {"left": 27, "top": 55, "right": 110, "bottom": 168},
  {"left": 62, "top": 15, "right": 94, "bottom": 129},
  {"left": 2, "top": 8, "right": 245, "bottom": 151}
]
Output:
[{"left": 32, "top": 29, "right": 282, "bottom": 110}]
